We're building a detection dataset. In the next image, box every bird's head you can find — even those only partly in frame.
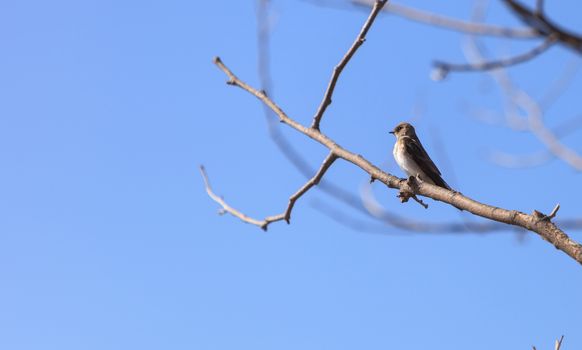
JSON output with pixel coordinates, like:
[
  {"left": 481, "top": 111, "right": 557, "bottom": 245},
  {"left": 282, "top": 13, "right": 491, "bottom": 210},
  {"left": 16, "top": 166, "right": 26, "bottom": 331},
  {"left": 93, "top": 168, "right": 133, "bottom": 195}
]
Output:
[{"left": 390, "top": 122, "right": 416, "bottom": 138}]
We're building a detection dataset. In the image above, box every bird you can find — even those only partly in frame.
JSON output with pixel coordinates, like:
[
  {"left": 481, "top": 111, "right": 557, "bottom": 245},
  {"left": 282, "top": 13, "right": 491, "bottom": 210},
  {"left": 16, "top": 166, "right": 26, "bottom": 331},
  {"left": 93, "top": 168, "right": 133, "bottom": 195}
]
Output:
[{"left": 390, "top": 122, "right": 451, "bottom": 190}]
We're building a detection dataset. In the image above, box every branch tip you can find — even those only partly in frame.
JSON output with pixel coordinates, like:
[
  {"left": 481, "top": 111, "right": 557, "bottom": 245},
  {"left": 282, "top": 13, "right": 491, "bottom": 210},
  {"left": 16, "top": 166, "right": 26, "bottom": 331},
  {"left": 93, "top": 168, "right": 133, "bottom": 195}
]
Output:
[
  {"left": 548, "top": 203, "right": 561, "bottom": 219},
  {"left": 534, "top": 203, "right": 561, "bottom": 222}
]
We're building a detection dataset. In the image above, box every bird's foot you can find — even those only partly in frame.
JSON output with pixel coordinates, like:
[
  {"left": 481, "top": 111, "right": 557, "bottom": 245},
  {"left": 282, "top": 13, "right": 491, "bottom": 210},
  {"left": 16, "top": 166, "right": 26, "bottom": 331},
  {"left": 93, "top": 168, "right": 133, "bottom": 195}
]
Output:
[{"left": 397, "top": 176, "right": 428, "bottom": 209}]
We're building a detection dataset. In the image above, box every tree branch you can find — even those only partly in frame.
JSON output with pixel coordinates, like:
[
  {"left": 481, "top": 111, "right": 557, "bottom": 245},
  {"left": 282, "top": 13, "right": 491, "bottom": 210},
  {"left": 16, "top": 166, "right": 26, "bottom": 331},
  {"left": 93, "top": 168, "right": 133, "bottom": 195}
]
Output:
[
  {"left": 211, "top": 56, "right": 582, "bottom": 265},
  {"left": 311, "top": 0, "right": 388, "bottom": 130},
  {"left": 281, "top": 152, "right": 338, "bottom": 223},
  {"left": 200, "top": 152, "right": 337, "bottom": 231},
  {"left": 502, "top": 0, "right": 582, "bottom": 53},
  {"left": 199, "top": 165, "right": 273, "bottom": 229},
  {"left": 433, "top": 34, "right": 557, "bottom": 77}
]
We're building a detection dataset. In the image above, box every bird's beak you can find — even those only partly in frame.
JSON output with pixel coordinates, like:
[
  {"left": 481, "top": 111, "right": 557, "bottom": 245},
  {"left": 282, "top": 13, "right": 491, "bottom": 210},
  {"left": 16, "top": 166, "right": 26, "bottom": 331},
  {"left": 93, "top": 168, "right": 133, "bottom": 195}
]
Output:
[{"left": 389, "top": 131, "right": 395, "bottom": 134}]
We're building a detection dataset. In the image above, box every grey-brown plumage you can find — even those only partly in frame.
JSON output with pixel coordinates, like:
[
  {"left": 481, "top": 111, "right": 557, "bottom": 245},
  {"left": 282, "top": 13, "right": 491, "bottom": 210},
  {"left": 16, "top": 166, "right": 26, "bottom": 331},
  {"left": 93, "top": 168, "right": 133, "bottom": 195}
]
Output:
[{"left": 390, "top": 122, "right": 451, "bottom": 190}]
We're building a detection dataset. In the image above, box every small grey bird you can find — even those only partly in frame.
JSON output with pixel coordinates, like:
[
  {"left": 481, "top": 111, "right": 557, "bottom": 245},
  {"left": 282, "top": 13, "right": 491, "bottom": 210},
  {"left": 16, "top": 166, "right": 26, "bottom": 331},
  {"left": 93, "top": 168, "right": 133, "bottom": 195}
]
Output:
[{"left": 390, "top": 122, "right": 451, "bottom": 190}]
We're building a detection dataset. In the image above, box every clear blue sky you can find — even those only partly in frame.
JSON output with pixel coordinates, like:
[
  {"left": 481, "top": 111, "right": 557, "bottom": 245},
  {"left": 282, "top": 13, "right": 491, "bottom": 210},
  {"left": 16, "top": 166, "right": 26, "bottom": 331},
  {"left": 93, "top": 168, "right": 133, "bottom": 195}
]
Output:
[{"left": 0, "top": 0, "right": 581, "bottom": 349}]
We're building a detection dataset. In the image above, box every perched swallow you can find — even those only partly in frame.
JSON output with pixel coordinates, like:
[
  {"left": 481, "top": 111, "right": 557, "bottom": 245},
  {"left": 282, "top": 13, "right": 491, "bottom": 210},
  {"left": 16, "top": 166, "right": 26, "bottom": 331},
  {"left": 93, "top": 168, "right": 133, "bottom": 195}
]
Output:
[{"left": 390, "top": 122, "right": 451, "bottom": 190}]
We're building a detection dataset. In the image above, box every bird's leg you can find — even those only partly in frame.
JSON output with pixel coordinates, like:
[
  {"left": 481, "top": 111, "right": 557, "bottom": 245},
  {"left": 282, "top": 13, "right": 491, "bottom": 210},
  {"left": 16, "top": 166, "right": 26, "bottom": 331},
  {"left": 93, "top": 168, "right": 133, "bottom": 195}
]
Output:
[{"left": 397, "top": 176, "right": 429, "bottom": 209}]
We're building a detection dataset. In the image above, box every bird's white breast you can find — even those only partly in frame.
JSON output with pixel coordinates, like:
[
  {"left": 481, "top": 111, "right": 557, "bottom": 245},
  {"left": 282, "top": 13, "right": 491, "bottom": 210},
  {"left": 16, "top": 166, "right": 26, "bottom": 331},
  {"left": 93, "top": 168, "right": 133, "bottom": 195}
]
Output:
[{"left": 393, "top": 140, "right": 423, "bottom": 178}]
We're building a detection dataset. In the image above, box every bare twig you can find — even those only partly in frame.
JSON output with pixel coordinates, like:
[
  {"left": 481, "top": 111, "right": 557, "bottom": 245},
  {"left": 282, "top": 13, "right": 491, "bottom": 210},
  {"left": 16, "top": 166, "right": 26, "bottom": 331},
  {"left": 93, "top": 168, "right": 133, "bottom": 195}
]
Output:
[
  {"left": 533, "top": 203, "right": 560, "bottom": 222},
  {"left": 352, "top": 0, "right": 538, "bottom": 38},
  {"left": 411, "top": 196, "right": 428, "bottom": 209},
  {"left": 212, "top": 56, "right": 582, "bottom": 265},
  {"left": 200, "top": 165, "right": 274, "bottom": 229},
  {"left": 547, "top": 203, "right": 560, "bottom": 220},
  {"left": 433, "top": 34, "right": 557, "bottom": 77},
  {"left": 280, "top": 152, "right": 338, "bottom": 223},
  {"left": 311, "top": 0, "right": 388, "bottom": 130},
  {"left": 200, "top": 152, "right": 337, "bottom": 230}
]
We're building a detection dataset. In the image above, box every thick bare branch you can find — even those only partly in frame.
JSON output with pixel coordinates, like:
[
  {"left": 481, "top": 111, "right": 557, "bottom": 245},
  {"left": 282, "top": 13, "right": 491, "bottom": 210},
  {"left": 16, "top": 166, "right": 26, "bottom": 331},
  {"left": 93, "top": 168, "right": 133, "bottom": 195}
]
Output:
[
  {"left": 311, "top": 0, "right": 388, "bottom": 130},
  {"left": 352, "top": 0, "right": 538, "bottom": 38},
  {"left": 358, "top": 181, "right": 582, "bottom": 232},
  {"left": 200, "top": 152, "right": 337, "bottom": 231},
  {"left": 503, "top": 0, "right": 582, "bottom": 53},
  {"left": 433, "top": 34, "right": 557, "bottom": 77},
  {"left": 212, "top": 56, "right": 582, "bottom": 265}
]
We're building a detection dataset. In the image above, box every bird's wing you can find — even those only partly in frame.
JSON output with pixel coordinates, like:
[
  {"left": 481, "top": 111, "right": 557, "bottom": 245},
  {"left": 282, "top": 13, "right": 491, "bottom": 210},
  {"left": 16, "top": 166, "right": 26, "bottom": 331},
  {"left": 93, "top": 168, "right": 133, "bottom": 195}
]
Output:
[{"left": 403, "top": 136, "right": 451, "bottom": 189}]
